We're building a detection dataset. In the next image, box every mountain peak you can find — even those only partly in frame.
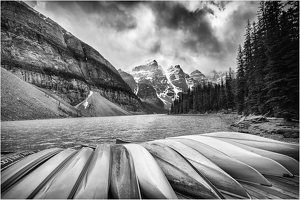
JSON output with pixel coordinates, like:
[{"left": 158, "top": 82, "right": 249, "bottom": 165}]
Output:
[
  {"left": 132, "top": 60, "right": 160, "bottom": 72},
  {"left": 191, "top": 70, "right": 205, "bottom": 77},
  {"left": 144, "top": 59, "right": 158, "bottom": 66}
]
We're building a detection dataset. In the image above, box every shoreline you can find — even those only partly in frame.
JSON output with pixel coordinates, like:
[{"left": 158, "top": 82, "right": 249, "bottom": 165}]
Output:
[{"left": 218, "top": 113, "right": 299, "bottom": 144}]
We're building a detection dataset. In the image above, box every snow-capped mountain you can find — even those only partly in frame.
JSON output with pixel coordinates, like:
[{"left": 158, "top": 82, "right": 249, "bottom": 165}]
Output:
[
  {"left": 166, "top": 65, "right": 189, "bottom": 94},
  {"left": 207, "top": 69, "right": 236, "bottom": 84},
  {"left": 130, "top": 60, "right": 170, "bottom": 94},
  {"left": 120, "top": 60, "right": 235, "bottom": 110}
]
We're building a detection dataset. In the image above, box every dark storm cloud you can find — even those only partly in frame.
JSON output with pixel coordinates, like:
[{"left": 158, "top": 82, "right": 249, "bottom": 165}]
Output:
[
  {"left": 149, "top": 2, "right": 222, "bottom": 54},
  {"left": 45, "top": 1, "right": 138, "bottom": 32}
]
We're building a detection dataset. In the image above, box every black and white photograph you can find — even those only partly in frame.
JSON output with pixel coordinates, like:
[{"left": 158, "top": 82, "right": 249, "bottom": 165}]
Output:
[{"left": 1, "top": 0, "right": 299, "bottom": 199}]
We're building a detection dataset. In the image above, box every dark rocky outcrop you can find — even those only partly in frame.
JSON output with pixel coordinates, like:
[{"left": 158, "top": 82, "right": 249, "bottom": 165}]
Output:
[
  {"left": 136, "top": 83, "right": 166, "bottom": 113},
  {"left": 118, "top": 69, "right": 137, "bottom": 93},
  {"left": 1, "top": 1, "right": 144, "bottom": 113}
]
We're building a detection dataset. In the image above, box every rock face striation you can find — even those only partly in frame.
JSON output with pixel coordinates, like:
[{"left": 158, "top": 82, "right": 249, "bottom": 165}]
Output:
[
  {"left": 1, "top": 67, "right": 80, "bottom": 121},
  {"left": 1, "top": 1, "right": 144, "bottom": 113}
]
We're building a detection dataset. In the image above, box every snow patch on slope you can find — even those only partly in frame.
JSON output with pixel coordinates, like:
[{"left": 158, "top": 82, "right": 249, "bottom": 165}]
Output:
[{"left": 83, "top": 91, "right": 93, "bottom": 109}]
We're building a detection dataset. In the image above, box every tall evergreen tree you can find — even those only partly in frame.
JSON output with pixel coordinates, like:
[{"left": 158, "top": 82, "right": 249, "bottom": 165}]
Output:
[
  {"left": 220, "top": 79, "right": 227, "bottom": 110},
  {"left": 281, "top": 1, "right": 299, "bottom": 119},
  {"left": 225, "top": 72, "right": 235, "bottom": 110},
  {"left": 263, "top": 1, "right": 287, "bottom": 117},
  {"left": 236, "top": 45, "right": 245, "bottom": 114},
  {"left": 243, "top": 19, "right": 254, "bottom": 113},
  {"left": 251, "top": 18, "right": 268, "bottom": 114}
]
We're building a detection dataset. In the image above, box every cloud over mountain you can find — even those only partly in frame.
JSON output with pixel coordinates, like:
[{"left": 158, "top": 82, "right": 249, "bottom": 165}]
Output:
[{"left": 29, "top": 1, "right": 259, "bottom": 75}]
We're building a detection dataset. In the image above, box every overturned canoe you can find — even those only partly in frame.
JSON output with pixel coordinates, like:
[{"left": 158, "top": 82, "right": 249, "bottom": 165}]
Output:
[
  {"left": 124, "top": 144, "right": 177, "bottom": 199},
  {"left": 1, "top": 148, "right": 62, "bottom": 193},
  {"left": 216, "top": 138, "right": 299, "bottom": 176},
  {"left": 154, "top": 139, "right": 250, "bottom": 199},
  {"left": 33, "top": 148, "right": 94, "bottom": 199},
  {"left": 142, "top": 142, "right": 224, "bottom": 199},
  {"left": 2, "top": 149, "right": 76, "bottom": 199},
  {"left": 168, "top": 138, "right": 272, "bottom": 186},
  {"left": 73, "top": 144, "right": 112, "bottom": 199},
  {"left": 202, "top": 132, "right": 299, "bottom": 160},
  {"left": 175, "top": 135, "right": 293, "bottom": 177},
  {"left": 110, "top": 145, "right": 141, "bottom": 199}
]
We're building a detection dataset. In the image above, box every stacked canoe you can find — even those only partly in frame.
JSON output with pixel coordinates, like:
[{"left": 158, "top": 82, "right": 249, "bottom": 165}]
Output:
[{"left": 1, "top": 132, "right": 299, "bottom": 199}]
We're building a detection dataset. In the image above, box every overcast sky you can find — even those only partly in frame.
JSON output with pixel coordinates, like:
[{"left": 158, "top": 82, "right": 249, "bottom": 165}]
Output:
[{"left": 28, "top": 1, "right": 260, "bottom": 75}]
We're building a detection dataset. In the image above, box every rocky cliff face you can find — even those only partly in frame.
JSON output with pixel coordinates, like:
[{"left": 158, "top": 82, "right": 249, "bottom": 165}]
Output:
[
  {"left": 118, "top": 69, "right": 137, "bottom": 93},
  {"left": 190, "top": 70, "right": 206, "bottom": 82},
  {"left": 136, "top": 83, "right": 165, "bottom": 112},
  {"left": 166, "top": 65, "right": 188, "bottom": 93},
  {"left": 1, "top": 1, "right": 144, "bottom": 112},
  {"left": 131, "top": 60, "right": 170, "bottom": 94},
  {"left": 128, "top": 60, "right": 172, "bottom": 110}
]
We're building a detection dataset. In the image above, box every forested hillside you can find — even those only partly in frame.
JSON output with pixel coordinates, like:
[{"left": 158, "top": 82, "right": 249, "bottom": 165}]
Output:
[{"left": 171, "top": 1, "right": 299, "bottom": 120}]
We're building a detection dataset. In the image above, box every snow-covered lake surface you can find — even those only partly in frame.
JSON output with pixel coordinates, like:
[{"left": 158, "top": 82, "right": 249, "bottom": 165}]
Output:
[{"left": 1, "top": 114, "right": 230, "bottom": 152}]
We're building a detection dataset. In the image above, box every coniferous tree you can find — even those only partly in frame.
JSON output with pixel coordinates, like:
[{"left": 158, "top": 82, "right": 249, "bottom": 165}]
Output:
[
  {"left": 225, "top": 72, "right": 235, "bottom": 111},
  {"left": 279, "top": 1, "right": 299, "bottom": 119},
  {"left": 251, "top": 19, "right": 267, "bottom": 114},
  {"left": 263, "top": 1, "right": 287, "bottom": 117},
  {"left": 170, "top": 102, "right": 174, "bottom": 114},
  {"left": 192, "top": 87, "right": 198, "bottom": 112},
  {"left": 236, "top": 45, "right": 245, "bottom": 114},
  {"left": 220, "top": 79, "right": 227, "bottom": 110},
  {"left": 243, "top": 19, "right": 254, "bottom": 114}
]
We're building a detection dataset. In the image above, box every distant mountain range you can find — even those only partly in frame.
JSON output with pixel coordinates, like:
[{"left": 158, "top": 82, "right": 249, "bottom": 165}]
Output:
[{"left": 118, "top": 60, "right": 236, "bottom": 110}]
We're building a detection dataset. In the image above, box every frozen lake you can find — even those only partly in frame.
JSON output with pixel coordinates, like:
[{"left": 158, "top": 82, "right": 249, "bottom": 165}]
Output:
[{"left": 1, "top": 114, "right": 230, "bottom": 152}]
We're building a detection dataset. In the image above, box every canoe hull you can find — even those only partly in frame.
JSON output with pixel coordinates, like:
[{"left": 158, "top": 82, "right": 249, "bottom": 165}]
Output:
[
  {"left": 74, "top": 144, "right": 112, "bottom": 199},
  {"left": 124, "top": 144, "right": 177, "bottom": 199},
  {"left": 110, "top": 145, "right": 141, "bottom": 199},
  {"left": 142, "top": 142, "right": 223, "bottom": 199}
]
